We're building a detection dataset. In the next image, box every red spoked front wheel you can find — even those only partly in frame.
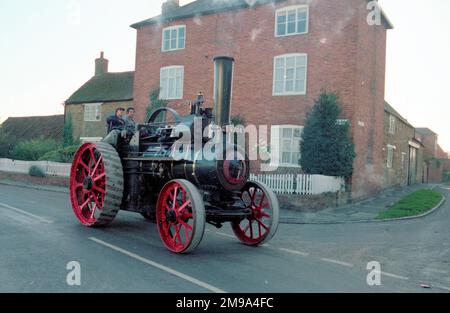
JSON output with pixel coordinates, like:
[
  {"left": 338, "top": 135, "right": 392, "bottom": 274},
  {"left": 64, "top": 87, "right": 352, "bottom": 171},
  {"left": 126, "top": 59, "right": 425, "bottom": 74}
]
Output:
[
  {"left": 156, "top": 180, "right": 205, "bottom": 254},
  {"left": 69, "top": 142, "right": 123, "bottom": 227},
  {"left": 232, "top": 181, "right": 280, "bottom": 246}
]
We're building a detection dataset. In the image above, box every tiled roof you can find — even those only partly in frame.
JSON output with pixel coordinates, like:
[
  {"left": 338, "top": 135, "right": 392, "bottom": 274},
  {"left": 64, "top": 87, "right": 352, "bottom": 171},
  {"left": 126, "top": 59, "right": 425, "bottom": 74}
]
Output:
[
  {"left": 384, "top": 102, "right": 413, "bottom": 128},
  {"left": 1, "top": 115, "right": 64, "bottom": 141},
  {"left": 65, "top": 72, "right": 134, "bottom": 105},
  {"left": 131, "top": 0, "right": 393, "bottom": 29}
]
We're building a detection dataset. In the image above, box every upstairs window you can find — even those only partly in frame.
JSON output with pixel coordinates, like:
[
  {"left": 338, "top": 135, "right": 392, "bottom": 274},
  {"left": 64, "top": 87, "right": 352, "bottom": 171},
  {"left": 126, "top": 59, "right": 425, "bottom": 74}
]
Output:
[
  {"left": 160, "top": 66, "right": 184, "bottom": 100},
  {"left": 84, "top": 103, "right": 102, "bottom": 122},
  {"left": 273, "top": 54, "right": 307, "bottom": 96},
  {"left": 389, "top": 115, "right": 396, "bottom": 134},
  {"left": 162, "top": 25, "right": 186, "bottom": 52},
  {"left": 276, "top": 5, "right": 309, "bottom": 37}
]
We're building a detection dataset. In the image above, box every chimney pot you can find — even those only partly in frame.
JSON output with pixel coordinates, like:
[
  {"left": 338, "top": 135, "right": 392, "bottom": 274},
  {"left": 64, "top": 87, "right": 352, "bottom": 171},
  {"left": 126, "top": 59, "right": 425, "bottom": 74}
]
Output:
[
  {"left": 162, "top": 0, "right": 180, "bottom": 16},
  {"left": 95, "top": 51, "right": 109, "bottom": 76}
]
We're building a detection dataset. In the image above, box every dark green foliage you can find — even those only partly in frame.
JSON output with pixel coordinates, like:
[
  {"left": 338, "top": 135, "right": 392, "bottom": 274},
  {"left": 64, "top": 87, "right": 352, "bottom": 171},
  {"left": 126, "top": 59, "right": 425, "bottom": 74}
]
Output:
[
  {"left": 231, "top": 115, "right": 246, "bottom": 126},
  {"left": 39, "top": 145, "right": 79, "bottom": 163},
  {"left": 146, "top": 88, "right": 168, "bottom": 123},
  {"left": 0, "top": 129, "right": 16, "bottom": 158},
  {"left": 29, "top": 166, "right": 46, "bottom": 178},
  {"left": 12, "top": 138, "right": 59, "bottom": 161},
  {"left": 62, "top": 113, "right": 75, "bottom": 147},
  {"left": 300, "top": 92, "right": 356, "bottom": 178}
]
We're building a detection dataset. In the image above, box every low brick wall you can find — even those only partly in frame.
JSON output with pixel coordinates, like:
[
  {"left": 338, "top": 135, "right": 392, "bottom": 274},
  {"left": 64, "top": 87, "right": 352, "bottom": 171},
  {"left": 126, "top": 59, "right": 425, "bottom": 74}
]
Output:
[{"left": 278, "top": 192, "right": 351, "bottom": 212}]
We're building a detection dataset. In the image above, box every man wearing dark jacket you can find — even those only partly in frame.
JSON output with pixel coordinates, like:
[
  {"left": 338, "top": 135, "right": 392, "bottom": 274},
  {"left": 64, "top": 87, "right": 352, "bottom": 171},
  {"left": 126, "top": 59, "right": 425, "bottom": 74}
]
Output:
[
  {"left": 107, "top": 108, "right": 125, "bottom": 133},
  {"left": 103, "top": 108, "right": 125, "bottom": 148}
]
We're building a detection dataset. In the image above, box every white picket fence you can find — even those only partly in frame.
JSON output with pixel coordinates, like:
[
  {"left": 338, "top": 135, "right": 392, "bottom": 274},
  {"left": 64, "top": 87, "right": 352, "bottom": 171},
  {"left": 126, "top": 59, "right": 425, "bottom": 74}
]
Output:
[
  {"left": 250, "top": 173, "right": 345, "bottom": 195},
  {"left": 0, "top": 158, "right": 71, "bottom": 178}
]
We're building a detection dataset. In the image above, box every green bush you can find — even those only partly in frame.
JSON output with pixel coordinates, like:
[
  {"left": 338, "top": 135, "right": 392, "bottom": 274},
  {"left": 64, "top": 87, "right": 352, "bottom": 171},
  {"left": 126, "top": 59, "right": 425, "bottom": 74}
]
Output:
[
  {"left": 62, "top": 113, "right": 75, "bottom": 147},
  {"left": 146, "top": 87, "right": 168, "bottom": 123},
  {"left": 12, "top": 138, "right": 59, "bottom": 161},
  {"left": 39, "top": 145, "right": 79, "bottom": 163},
  {"left": 300, "top": 91, "right": 356, "bottom": 178},
  {"left": 29, "top": 165, "right": 46, "bottom": 177},
  {"left": 0, "top": 129, "right": 16, "bottom": 158}
]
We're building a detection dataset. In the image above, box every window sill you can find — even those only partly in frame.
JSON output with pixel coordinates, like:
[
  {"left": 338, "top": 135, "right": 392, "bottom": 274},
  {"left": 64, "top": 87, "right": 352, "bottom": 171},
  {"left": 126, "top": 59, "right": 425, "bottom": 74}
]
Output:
[
  {"left": 272, "top": 92, "right": 306, "bottom": 97},
  {"left": 275, "top": 31, "right": 308, "bottom": 38},
  {"left": 161, "top": 48, "right": 186, "bottom": 53}
]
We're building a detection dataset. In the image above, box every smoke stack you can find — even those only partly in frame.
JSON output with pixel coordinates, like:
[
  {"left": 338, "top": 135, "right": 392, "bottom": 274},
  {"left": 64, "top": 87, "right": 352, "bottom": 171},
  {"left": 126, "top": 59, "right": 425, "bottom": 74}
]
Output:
[
  {"left": 95, "top": 51, "right": 109, "bottom": 76},
  {"left": 213, "top": 56, "right": 234, "bottom": 127},
  {"left": 162, "top": 0, "right": 180, "bottom": 16}
]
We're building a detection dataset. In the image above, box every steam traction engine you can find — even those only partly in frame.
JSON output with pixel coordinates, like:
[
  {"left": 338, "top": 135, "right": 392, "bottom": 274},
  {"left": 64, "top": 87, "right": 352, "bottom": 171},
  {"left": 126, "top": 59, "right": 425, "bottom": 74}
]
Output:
[{"left": 69, "top": 57, "right": 280, "bottom": 254}]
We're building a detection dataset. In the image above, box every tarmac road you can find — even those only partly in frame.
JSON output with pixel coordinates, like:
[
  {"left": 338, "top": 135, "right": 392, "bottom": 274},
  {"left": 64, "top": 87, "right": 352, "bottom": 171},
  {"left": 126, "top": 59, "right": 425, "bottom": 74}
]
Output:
[{"left": 0, "top": 184, "right": 449, "bottom": 293}]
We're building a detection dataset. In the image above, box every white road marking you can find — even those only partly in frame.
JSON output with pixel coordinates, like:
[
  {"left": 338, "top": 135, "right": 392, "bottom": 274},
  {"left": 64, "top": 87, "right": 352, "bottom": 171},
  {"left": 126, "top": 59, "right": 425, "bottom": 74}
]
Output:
[
  {"left": 320, "top": 258, "right": 354, "bottom": 268},
  {"left": 278, "top": 248, "right": 310, "bottom": 257},
  {"left": 0, "top": 201, "right": 53, "bottom": 224},
  {"left": 215, "top": 232, "right": 235, "bottom": 239},
  {"left": 434, "top": 284, "right": 450, "bottom": 291},
  {"left": 89, "top": 237, "right": 227, "bottom": 294},
  {"left": 381, "top": 271, "right": 409, "bottom": 281}
]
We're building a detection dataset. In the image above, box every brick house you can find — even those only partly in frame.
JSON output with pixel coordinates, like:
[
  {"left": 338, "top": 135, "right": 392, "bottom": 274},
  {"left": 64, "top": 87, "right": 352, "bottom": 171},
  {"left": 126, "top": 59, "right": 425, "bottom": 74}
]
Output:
[
  {"left": 65, "top": 53, "right": 134, "bottom": 141},
  {"left": 415, "top": 127, "right": 449, "bottom": 183},
  {"left": 382, "top": 102, "right": 424, "bottom": 188},
  {"left": 130, "top": 0, "right": 393, "bottom": 198}
]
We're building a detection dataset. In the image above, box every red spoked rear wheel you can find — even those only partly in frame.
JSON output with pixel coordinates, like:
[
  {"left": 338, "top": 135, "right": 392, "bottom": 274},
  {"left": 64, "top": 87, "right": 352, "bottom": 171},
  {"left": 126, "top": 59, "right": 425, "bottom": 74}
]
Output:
[
  {"left": 156, "top": 180, "right": 205, "bottom": 254},
  {"left": 70, "top": 142, "right": 123, "bottom": 227},
  {"left": 232, "top": 181, "right": 279, "bottom": 246}
]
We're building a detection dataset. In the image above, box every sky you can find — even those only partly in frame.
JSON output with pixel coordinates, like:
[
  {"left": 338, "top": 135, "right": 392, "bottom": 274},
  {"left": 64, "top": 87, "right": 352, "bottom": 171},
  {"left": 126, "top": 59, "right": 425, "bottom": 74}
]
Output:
[{"left": 0, "top": 0, "right": 449, "bottom": 151}]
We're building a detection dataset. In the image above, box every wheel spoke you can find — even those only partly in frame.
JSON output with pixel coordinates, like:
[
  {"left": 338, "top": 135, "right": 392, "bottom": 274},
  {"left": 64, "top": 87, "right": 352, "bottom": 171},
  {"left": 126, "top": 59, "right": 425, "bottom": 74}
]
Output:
[
  {"left": 91, "top": 156, "right": 103, "bottom": 177},
  {"left": 249, "top": 219, "right": 254, "bottom": 239},
  {"left": 90, "top": 203, "right": 97, "bottom": 220},
  {"left": 180, "top": 220, "right": 193, "bottom": 232},
  {"left": 79, "top": 161, "right": 90, "bottom": 173},
  {"left": 256, "top": 218, "right": 269, "bottom": 231},
  {"left": 177, "top": 199, "right": 192, "bottom": 213},
  {"left": 173, "top": 225, "right": 182, "bottom": 245},
  {"left": 91, "top": 194, "right": 102, "bottom": 209},
  {"left": 262, "top": 211, "right": 271, "bottom": 218},
  {"left": 93, "top": 173, "right": 106, "bottom": 182},
  {"left": 89, "top": 149, "right": 96, "bottom": 169},
  {"left": 92, "top": 185, "right": 106, "bottom": 195},
  {"left": 172, "top": 187, "right": 179, "bottom": 210},
  {"left": 258, "top": 194, "right": 266, "bottom": 210},
  {"left": 79, "top": 198, "right": 90, "bottom": 210}
]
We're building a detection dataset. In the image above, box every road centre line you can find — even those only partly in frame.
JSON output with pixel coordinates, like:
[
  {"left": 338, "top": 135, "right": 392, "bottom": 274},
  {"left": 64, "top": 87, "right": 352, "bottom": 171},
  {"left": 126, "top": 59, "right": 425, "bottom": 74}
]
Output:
[
  {"left": 381, "top": 271, "right": 409, "bottom": 281},
  {"left": 0, "top": 201, "right": 53, "bottom": 224},
  {"left": 278, "top": 248, "right": 310, "bottom": 256},
  {"left": 89, "top": 237, "right": 227, "bottom": 293},
  {"left": 320, "top": 258, "right": 354, "bottom": 268}
]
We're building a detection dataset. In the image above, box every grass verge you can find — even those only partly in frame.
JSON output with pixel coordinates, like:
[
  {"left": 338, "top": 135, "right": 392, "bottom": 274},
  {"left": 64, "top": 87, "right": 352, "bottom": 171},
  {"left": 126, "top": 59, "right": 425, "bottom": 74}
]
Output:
[{"left": 376, "top": 189, "right": 443, "bottom": 220}]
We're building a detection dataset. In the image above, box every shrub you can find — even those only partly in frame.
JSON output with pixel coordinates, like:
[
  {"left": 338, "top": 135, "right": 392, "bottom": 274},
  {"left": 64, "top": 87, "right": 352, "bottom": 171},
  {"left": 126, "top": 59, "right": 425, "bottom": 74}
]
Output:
[
  {"left": 62, "top": 113, "right": 75, "bottom": 147},
  {"left": 12, "top": 138, "right": 59, "bottom": 161},
  {"left": 29, "top": 166, "right": 46, "bottom": 177},
  {"left": 300, "top": 91, "right": 356, "bottom": 178},
  {"left": 39, "top": 145, "right": 79, "bottom": 163},
  {"left": 0, "top": 129, "right": 16, "bottom": 158},
  {"left": 146, "top": 87, "right": 168, "bottom": 123}
]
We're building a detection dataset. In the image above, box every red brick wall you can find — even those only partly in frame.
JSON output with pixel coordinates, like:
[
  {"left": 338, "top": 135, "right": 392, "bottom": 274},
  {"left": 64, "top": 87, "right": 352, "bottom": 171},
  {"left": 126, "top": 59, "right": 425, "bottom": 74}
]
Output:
[{"left": 133, "top": 0, "right": 388, "bottom": 198}]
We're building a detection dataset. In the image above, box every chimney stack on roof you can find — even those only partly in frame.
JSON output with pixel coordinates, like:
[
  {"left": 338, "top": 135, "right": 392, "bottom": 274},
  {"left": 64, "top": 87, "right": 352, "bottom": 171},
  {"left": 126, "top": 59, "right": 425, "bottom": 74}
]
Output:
[
  {"left": 95, "top": 51, "right": 109, "bottom": 76},
  {"left": 162, "top": 0, "right": 180, "bottom": 16}
]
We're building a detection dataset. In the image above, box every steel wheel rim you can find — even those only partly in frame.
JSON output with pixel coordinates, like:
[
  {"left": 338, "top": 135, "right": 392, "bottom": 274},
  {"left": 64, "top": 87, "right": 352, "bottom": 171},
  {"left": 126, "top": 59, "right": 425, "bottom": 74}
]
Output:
[
  {"left": 157, "top": 181, "right": 196, "bottom": 253},
  {"left": 233, "top": 183, "right": 274, "bottom": 245},
  {"left": 70, "top": 143, "right": 107, "bottom": 226}
]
